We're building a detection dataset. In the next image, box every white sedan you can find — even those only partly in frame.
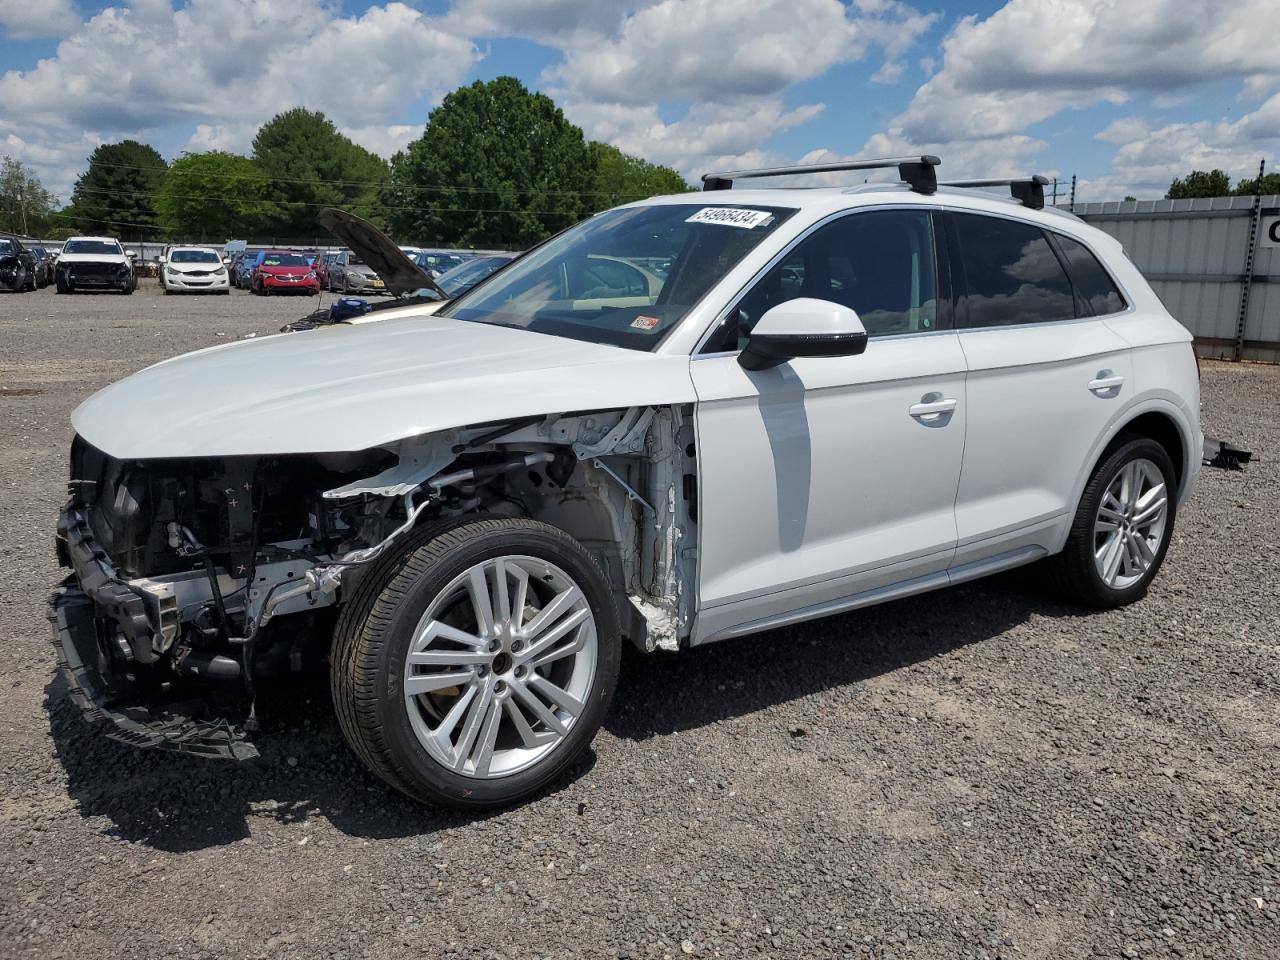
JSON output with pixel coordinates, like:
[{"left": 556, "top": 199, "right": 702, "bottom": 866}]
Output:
[{"left": 159, "top": 246, "right": 231, "bottom": 294}]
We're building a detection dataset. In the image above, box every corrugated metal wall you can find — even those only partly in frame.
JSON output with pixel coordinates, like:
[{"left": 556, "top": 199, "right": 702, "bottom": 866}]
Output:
[{"left": 1072, "top": 195, "right": 1280, "bottom": 363}]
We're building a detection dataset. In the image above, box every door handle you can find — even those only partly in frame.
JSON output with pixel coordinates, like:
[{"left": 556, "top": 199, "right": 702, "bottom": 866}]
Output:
[
  {"left": 1088, "top": 371, "right": 1125, "bottom": 394},
  {"left": 909, "top": 398, "right": 958, "bottom": 420}
]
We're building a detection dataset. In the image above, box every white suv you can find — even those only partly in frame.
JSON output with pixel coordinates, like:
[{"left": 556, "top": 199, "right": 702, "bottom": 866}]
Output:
[{"left": 51, "top": 156, "right": 1200, "bottom": 809}]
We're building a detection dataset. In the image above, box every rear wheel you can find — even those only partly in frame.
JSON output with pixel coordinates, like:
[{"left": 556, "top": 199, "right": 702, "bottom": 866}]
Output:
[
  {"left": 331, "top": 518, "right": 621, "bottom": 810},
  {"left": 1048, "top": 435, "right": 1176, "bottom": 608}
]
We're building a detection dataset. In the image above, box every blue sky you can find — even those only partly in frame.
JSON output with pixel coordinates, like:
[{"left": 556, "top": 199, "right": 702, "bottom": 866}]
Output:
[{"left": 1, "top": 0, "right": 1276, "bottom": 203}]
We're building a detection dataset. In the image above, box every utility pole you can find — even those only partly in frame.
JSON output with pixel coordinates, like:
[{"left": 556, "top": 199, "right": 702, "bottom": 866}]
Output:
[
  {"left": 1069, "top": 175, "right": 1076, "bottom": 212},
  {"left": 1234, "top": 158, "right": 1266, "bottom": 361},
  {"left": 17, "top": 186, "right": 28, "bottom": 236}
]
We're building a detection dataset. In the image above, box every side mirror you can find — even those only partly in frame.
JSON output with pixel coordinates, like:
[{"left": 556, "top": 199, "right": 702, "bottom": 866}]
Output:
[
  {"left": 157, "top": 256, "right": 166, "bottom": 264},
  {"left": 738, "top": 297, "right": 869, "bottom": 371}
]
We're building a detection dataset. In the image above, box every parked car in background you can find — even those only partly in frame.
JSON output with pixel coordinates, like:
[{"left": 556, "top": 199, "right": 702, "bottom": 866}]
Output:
[
  {"left": 313, "top": 250, "right": 342, "bottom": 289},
  {"left": 250, "top": 250, "right": 320, "bottom": 295},
  {"left": 234, "top": 249, "right": 270, "bottom": 288},
  {"left": 328, "top": 250, "right": 387, "bottom": 294},
  {"left": 412, "top": 250, "right": 469, "bottom": 278},
  {"left": 415, "top": 254, "right": 514, "bottom": 301},
  {"left": 0, "top": 234, "right": 37, "bottom": 291},
  {"left": 27, "top": 244, "right": 52, "bottom": 288},
  {"left": 160, "top": 246, "right": 231, "bottom": 294},
  {"left": 54, "top": 237, "right": 135, "bottom": 294}
]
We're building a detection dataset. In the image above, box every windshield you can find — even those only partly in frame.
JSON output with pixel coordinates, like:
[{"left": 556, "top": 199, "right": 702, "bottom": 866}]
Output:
[
  {"left": 171, "top": 249, "right": 220, "bottom": 264},
  {"left": 347, "top": 254, "right": 368, "bottom": 267},
  {"left": 64, "top": 240, "right": 122, "bottom": 255},
  {"left": 262, "top": 253, "right": 311, "bottom": 267},
  {"left": 443, "top": 203, "right": 796, "bottom": 350},
  {"left": 419, "top": 256, "right": 512, "bottom": 299}
]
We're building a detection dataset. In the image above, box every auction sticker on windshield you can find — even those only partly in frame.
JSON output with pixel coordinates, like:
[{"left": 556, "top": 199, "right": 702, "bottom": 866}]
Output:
[{"left": 686, "top": 207, "right": 774, "bottom": 229}]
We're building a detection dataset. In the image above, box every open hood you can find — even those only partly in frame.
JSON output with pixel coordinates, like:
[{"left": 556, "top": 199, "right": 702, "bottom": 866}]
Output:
[
  {"left": 72, "top": 314, "right": 695, "bottom": 459},
  {"left": 316, "top": 208, "right": 443, "bottom": 297}
]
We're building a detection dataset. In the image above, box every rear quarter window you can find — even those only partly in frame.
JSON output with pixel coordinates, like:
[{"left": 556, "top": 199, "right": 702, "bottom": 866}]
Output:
[{"left": 1054, "top": 234, "right": 1127, "bottom": 316}]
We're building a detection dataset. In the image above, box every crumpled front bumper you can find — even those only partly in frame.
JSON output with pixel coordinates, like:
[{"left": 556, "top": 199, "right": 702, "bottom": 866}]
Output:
[
  {"left": 48, "top": 583, "right": 258, "bottom": 759},
  {"left": 49, "top": 502, "right": 258, "bottom": 760}
]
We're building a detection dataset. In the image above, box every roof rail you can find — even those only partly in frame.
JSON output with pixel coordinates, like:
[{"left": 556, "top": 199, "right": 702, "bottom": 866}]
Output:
[
  {"left": 940, "top": 175, "right": 1050, "bottom": 210},
  {"left": 702, "top": 156, "right": 941, "bottom": 195}
]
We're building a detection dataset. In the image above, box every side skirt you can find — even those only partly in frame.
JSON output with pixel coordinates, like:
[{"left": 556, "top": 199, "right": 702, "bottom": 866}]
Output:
[{"left": 692, "top": 545, "right": 1046, "bottom": 646}]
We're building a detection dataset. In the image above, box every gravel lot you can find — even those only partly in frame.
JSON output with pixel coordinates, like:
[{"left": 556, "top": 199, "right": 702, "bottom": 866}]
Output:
[{"left": 1, "top": 282, "right": 1277, "bottom": 960}]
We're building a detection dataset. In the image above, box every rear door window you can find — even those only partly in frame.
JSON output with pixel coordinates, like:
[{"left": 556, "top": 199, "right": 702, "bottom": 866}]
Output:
[{"left": 951, "top": 213, "right": 1076, "bottom": 327}]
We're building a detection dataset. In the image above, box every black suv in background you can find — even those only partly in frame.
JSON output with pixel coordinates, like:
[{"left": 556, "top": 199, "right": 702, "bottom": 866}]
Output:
[{"left": 0, "top": 234, "right": 38, "bottom": 292}]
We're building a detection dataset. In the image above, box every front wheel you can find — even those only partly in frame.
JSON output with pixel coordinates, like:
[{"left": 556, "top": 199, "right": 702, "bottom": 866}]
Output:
[
  {"left": 1048, "top": 435, "right": 1177, "bottom": 608},
  {"left": 331, "top": 518, "right": 621, "bottom": 810}
]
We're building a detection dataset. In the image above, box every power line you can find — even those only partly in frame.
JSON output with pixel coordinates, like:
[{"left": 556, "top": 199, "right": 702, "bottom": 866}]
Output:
[
  {"left": 73, "top": 157, "right": 683, "bottom": 198},
  {"left": 67, "top": 181, "right": 661, "bottom": 213}
]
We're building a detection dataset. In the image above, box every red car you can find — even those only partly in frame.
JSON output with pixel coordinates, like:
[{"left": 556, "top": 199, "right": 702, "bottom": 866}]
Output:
[{"left": 250, "top": 250, "right": 320, "bottom": 295}]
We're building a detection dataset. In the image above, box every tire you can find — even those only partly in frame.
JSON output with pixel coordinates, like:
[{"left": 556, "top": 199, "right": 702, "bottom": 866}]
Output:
[
  {"left": 331, "top": 517, "right": 621, "bottom": 810},
  {"left": 1047, "top": 435, "right": 1177, "bottom": 609},
  {"left": 55, "top": 275, "right": 69, "bottom": 294}
]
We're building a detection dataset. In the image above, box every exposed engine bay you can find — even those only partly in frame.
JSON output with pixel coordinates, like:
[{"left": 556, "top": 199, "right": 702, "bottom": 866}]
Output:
[{"left": 53, "top": 406, "right": 697, "bottom": 757}]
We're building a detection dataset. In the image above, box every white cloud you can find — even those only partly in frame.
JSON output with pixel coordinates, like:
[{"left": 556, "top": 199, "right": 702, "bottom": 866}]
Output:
[
  {"left": 861, "top": 0, "right": 1280, "bottom": 200},
  {"left": 0, "top": 0, "right": 78, "bottom": 39},
  {"left": 0, "top": 0, "right": 477, "bottom": 199},
  {"left": 563, "top": 98, "right": 824, "bottom": 181},
  {"left": 343, "top": 124, "right": 422, "bottom": 158},
  {"left": 1084, "top": 91, "right": 1280, "bottom": 199},
  {"left": 444, "top": 0, "right": 656, "bottom": 45},
  {"left": 2, "top": 130, "right": 102, "bottom": 201},
  {"left": 546, "top": 0, "right": 936, "bottom": 105}
]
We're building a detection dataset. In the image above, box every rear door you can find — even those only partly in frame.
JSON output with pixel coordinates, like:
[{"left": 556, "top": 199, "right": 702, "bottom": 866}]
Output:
[{"left": 946, "top": 211, "right": 1133, "bottom": 565}]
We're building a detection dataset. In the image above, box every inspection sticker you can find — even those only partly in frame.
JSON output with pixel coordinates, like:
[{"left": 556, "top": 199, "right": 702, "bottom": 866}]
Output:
[
  {"left": 630, "top": 314, "right": 662, "bottom": 330},
  {"left": 686, "top": 207, "right": 773, "bottom": 229}
]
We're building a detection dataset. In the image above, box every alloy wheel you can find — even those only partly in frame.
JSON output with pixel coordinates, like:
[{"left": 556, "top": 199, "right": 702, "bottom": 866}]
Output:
[
  {"left": 402, "top": 555, "right": 597, "bottom": 779},
  {"left": 1093, "top": 457, "right": 1169, "bottom": 590}
]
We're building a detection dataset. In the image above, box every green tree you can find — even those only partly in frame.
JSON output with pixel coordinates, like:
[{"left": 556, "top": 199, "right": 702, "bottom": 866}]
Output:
[
  {"left": 69, "top": 140, "right": 167, "bottom": 237},
  {"left": 585, "top": 142, "right": 691, "bottom": 213},
  {"left": 157, "top": 151, "right": 275, "bottom": 240},
  {"left": 1165, "top": 169, "right": 1231, "bottom": 199},
  {"left": 1233, "top": 172, "right": 1280, "bottom": 196},
  {"left": 0, "top": 157, "right": 59, "bottom": 235},
  {"left": 387, "top": 77, "right": 594, "bottom": 247},
  {"left": 252, "top": 109, "right": 389, "bottom": 239}
]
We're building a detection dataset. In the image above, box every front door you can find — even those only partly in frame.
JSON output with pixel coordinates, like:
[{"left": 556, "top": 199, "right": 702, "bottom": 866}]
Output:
[{"left": 690, "top": 208, "right": 967, "bottom": 642}]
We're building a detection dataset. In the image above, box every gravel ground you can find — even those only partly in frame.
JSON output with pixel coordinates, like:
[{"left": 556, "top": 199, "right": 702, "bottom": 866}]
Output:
[{"left": 1, "top": 282, "right": 1277, "bottom": 960}]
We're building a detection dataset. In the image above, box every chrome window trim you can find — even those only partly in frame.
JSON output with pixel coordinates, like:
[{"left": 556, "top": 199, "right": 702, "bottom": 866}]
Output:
[{"left": 691, "top": 203, "right": 945, "bottom": 356}]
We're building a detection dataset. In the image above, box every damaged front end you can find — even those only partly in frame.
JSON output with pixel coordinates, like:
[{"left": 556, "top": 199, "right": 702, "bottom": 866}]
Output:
[{"left": 51, "top": 407, "right": 697, "bottom": 760}]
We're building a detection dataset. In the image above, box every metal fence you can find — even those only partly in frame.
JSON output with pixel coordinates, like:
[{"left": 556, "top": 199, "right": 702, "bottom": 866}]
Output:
[{"left": 1072, "top": 195, "right": 1280, "bottom": 363}]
